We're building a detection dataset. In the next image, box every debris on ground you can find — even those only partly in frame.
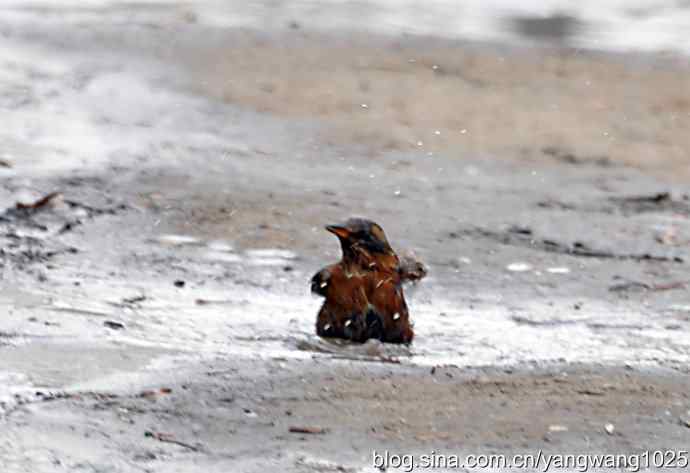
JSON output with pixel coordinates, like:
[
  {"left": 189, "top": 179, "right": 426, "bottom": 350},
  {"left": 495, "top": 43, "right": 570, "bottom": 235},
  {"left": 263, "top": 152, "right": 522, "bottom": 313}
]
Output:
[
  {"left": 536, "top": 199, "right": 577, "bottom": 210},
  {"left": 15, "top": 192, "right": 62, "bottom": 211},
  {"left": 608, "top": 281, "right": 651, "bottom": 293},
  {"left": 122, "top": 295, "right": 147, "bottom": 305},
  {"left": 289, "top": 426, "right": 329, "bottom": 435},
  {"left": 144, "top": 431, "right": 202, "bottom": 452},
  {"left": 138, "top": 388, "right": 173, "bottom": 398},
  {"left": 103, "top": 320, "right": 126, "bottom": 330}
]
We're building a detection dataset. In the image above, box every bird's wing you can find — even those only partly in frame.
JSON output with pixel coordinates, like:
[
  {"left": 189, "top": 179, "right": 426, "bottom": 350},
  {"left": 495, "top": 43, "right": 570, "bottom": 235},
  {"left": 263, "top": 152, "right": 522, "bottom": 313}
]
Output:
[
  {"left": 398, "top": 253, "right": 428, "bottom": 282},
  {"left": 310, "top": 266, "right": 333, "bottom": 297},
  {"left": 368, "top": 275, "right": 413, "bottom": 343}
]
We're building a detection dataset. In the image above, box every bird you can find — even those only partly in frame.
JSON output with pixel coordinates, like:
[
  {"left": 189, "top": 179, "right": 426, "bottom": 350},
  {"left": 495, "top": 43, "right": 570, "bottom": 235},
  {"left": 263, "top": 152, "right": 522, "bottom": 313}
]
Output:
[{"left": 311, "top": 218, "right": 424, "bottom": 344}]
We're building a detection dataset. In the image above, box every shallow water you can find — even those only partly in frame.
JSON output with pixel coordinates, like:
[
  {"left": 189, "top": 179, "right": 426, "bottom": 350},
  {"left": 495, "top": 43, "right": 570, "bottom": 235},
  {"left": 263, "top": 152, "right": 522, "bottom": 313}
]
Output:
[{"left": 6, "top": 234, "right": 681, "bottom": 374}]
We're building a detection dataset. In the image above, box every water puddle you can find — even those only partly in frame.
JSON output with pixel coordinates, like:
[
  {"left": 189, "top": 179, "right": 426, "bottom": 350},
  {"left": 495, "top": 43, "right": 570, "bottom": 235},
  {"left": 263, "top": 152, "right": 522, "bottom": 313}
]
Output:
[
  {"left": 5, "top": 233, "right": 687, "bottom": 373},
  {"left": 67, "top": 272, "right": 690, "bottom": 370}
]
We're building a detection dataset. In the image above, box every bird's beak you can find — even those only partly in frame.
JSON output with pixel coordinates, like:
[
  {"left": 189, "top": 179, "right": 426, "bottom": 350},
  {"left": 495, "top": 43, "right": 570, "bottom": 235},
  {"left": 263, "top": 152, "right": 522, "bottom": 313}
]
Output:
[{"left": 325, "top": 224, "right": 350, "bottom": 239}]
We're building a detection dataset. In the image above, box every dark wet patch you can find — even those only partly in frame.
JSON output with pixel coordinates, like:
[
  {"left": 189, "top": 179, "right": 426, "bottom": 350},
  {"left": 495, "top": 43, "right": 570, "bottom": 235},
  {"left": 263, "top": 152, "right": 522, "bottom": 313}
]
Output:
[
  {"left": 294, "top": 335, "right": 412, "bottom": 361},
  {"left": 537, "top": 192, "right": 690, "bottom": 216},
  {"left": 511, "top": 315, "right": 587, "bottom": 327},
  {"left": 0, "top": 331, "right": 51, "bottom": 346},
  {"left": 509, "top": 13, "right": 582, "bottom": 45},
  {"left": 609, "top": 281, "right": 651, "bottom": 293},
  {"left": 0, "top": 331, "right": 20, "bottom": 345},
  {"left": 536, "top": 199, "right": 578, "bottom": 211},
  {"left": 448, "top": 225, "right": 684, "bottom": 263},
  {"left": 1, "top": 237, "right": 79, "bottom": 271},
  {"left": 587, "top": 323, "right": 650, "bottom": 331},
  {"left": 541, "top": 146, "right": 614, "bottom": 167},
  {"left": 608, "top": 192, "right": 690, "bottom": 215},
  {"left": 57, "top": 176, "right": 108, "bottom": 188}
]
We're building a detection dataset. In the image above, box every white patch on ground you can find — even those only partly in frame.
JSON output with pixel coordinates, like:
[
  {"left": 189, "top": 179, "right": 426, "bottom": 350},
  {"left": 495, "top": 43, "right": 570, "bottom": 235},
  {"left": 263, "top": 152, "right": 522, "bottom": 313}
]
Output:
[
  {"left": 206, "top": 240, "right": 234, "bottom": 252},
  {"left": 203, "top": 250, "right": 243, "bottom": 263},
  {"left": 153, "top": 234, "right": 203, "bottom": 246},
  {"left": 246, "top": 249, "right": 297, "bottom": 259},
  {"left": 415, "top": 298, "right": 690, "bottom": 368},
  {"left": 506, "top": 262, "right": 533, "bottom": 272},
  {"left": 0, "top": 372, "right": 37, "bottom": 416}
]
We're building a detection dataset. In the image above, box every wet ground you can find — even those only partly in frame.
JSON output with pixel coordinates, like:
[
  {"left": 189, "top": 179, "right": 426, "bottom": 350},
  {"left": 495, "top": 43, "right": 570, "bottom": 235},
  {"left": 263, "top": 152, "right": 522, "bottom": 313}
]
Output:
[{"left": 1, "top": 1, "right": 690, "bottom": 472}]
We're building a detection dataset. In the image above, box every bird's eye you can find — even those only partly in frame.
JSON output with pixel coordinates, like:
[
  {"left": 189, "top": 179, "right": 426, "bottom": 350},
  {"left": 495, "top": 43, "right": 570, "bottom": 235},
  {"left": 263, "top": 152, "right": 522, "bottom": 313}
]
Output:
[{"left": 370, "top": 225, "right": 385, "bottom": 242}]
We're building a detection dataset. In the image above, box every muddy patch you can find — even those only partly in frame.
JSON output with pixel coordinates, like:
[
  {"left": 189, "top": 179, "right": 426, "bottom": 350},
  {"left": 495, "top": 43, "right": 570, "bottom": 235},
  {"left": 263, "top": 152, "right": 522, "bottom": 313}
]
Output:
[{"left": 0, "top": 190, "right": 127, "bottom": 273}]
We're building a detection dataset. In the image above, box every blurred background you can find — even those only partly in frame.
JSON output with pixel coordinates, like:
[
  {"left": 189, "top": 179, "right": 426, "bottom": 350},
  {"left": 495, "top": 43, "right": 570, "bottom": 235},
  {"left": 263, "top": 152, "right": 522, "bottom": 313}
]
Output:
[{"left": 2, "top": 0, "right": 689, "bottom": 179}]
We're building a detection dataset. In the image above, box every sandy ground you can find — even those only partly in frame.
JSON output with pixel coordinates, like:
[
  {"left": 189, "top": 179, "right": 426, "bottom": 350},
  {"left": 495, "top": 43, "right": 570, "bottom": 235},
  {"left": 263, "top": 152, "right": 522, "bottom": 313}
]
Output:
[
  {"left": 191, "top": 32, "right": 690, "bottom": 181},
  {"left": 1, "top": 2, "right": 690, "bottom": 472}
]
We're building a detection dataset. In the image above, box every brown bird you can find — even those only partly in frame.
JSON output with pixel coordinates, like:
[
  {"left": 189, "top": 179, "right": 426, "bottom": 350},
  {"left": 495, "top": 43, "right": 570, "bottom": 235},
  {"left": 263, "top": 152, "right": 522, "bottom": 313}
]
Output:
[{"left": 311, "top": 218, "right": 422, "bottom": 344}]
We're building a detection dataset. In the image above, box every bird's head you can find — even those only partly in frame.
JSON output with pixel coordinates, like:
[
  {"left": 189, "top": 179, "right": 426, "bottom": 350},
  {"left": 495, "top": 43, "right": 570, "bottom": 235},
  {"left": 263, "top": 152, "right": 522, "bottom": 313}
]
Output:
[{"left": 326, "top": 218, "right": 394, "bottom": 257}]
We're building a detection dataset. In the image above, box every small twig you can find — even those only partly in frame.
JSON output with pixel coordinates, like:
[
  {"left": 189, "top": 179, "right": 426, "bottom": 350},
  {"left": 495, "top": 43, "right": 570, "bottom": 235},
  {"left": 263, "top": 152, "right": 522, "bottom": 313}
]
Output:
[
  {"left": 651, "top": 281, "right": 688, "bottom": 291},
  {"left": 15, "top": 192, "right": 61, "bottom": 210},
  {"left": 144, "top": 431, "right": 202, "bottom": 452},
  {"left": 610, "top": 280, "right": 688, "bottom": 293}
]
